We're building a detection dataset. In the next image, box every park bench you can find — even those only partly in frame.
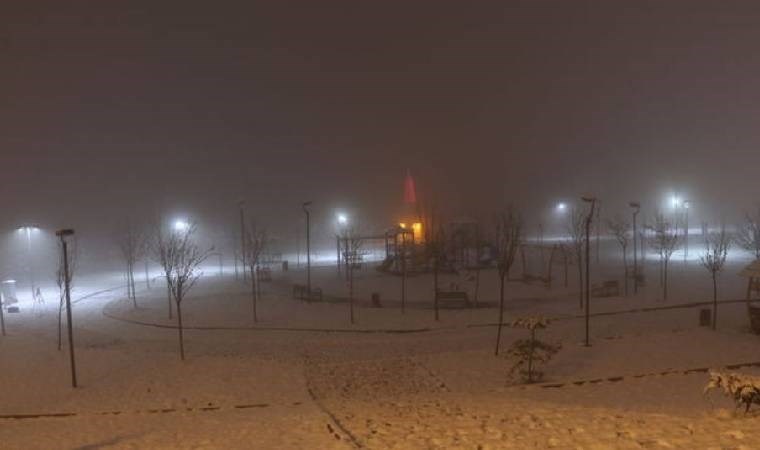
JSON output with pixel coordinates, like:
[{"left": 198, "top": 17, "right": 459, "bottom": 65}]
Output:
[
  {"left": 256, "top": 267, "right": 272, "bottom": 282},
  {"left": 292, "top": 284, "right": 322, "bottom": 302},
  {"left": 308, "top": 288, "right": 323, "bottom": 302},
  {"left": 522, "top": 273, "right": 550, "bottom": 286},
  {"left": 292, "top": 284, "right": 307, "bottom": 300},
  {"left": 591, "top": 280, "right": 620, "bottom": 298},
  {"left": 435, "top": 290, "right": 470, "bottom": 309},
  {"left": 748, "top": 303, "right": 760, "bottom": 334}
]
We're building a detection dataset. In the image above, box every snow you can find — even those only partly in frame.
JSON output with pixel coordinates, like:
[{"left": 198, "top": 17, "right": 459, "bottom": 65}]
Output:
[{"left": 2, "top": 253, "right": 760, "bottom": 448}]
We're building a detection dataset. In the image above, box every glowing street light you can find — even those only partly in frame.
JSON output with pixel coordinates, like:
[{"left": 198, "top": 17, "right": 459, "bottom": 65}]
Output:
[
  {"left": 173, "top": 220, "right": 190, "bottom": 233},
  {"left": 18, "top": 226, "right": 39, "bottom": 297},
  {"left": 556, "top": 202, "right": 567, "bottom": 213},
  {"left": 335, "top": 212, "right": 349, "bottom": 274}
]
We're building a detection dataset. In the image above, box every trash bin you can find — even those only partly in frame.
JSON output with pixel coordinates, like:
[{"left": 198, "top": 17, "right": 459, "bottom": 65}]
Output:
[
  {"left": 699, "top": 308, "right": 711, "bottom": 327},
  {"left": 1, "top": 280, "right": 18, "bottom": 305},
  {"left": 282, "top": 261, "right": 289, "bottom": 272}
]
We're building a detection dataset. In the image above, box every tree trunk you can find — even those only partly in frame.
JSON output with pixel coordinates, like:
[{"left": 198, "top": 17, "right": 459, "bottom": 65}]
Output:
[
  {"left": 563, "top": 251, "right": 568, "bottom": 287},
  {"left": 401, "top": 248, "right": 407, "bottom": 314},
  {"left": 577, "top": 253, "right": 584, "bottom": 309},
  {"left": 622, "top": 247, "right": 628, "bottom": 297},
  {"left": 251, "top": 267, "right": 258, "bottom": 324},
  {"left": 663, "top": 259, "right": 669, "bottom": 301},
  {"left": 349, "top": 263, "right": 354, "bottom": 324},
  {"left": 57, "top": 294, "right": 64, "bottom": 351},
  {"left": 712, "top": 273, "right": 718, "bottom": 331},
  {"left": 495, "top": 273, "right": 506, "bottom": 356},
  {"left": 130, "top": 262, "right": 137, "bottom": 308},
  {"left": 177, "top": 299, "right": 185, "bottom": 361},
  {"left": 166, "top": 278, "right": 173, "bottom": 319},
  {"left": 433, "top": 253, "right": 439, "bottom": 321},
  {"left": 131, "top": 263, "right": 137, "bottom": 301},
  {"left": 528, "top": 328, "right": 536, "bottom": 382}
]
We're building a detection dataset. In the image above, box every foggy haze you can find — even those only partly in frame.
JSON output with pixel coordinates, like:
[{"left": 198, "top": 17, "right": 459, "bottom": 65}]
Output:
[{"left": 2, "top": 0, "right": 759, "bottom": 252}]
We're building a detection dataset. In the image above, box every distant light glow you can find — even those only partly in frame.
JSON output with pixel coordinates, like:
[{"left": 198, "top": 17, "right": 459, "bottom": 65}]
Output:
[
  {"left": 556, "top": 202, "right": 567, "bottom": 212},
  {"left": 337, "top": 214, "right": 348, "bottom": 225},
  {"left": 173, "top": 220, "right": 190, "bottom": 232}
]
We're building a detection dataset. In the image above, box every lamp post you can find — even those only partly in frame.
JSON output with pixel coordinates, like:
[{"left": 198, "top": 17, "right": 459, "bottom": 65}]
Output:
[
  {"left": 683, "top": 200, "right": 690, "bottom": 262},
  {"left": 582, "top": 197, "right": 597, "bottom": 347},
  {"left": 303, "top": 201, "right": 312, "bottom": 295},
  {"left": 336, "top": 213, "right": 348, "bottom": 276},
  {"left": 629, "top": 202, "right": 640, "bottom": 294},
  {"left": 56, "top": 228, "right": 77, "bottom": 388},
  {"left": 238, "top": 201, "right": 247, "bottom": 282}
]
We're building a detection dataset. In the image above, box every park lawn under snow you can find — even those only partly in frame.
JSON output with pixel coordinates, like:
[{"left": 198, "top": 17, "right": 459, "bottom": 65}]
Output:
[{"left": 2, "top": 254, "right": 760, "bottom": 449}]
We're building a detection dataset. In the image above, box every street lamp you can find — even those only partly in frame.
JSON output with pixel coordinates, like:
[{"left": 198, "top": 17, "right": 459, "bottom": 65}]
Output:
[
  {"left": 336, "top": 213, "right": 349, "bottom": 274},
  {"left": 173, "top": 220, "right": 190, "bottom": 233},
  {"left": 302, "top": 201, "right": 312, "bottom": 295},
  {"left": 238, "top": 200, "right": 247, "bottom": 282},
  {"left": 683, "top": 200, "right": 690, "bottom": 262},
  {"left": 56, "top": 228, "right": 77, "bottom": 388},
  {"left": 18, "top": 226, "right": 39, "bottom": 298},
  {"left": 556, "top": 202, "right": 567, "bottom": 213},
  {"left": 629, "top": 202, "right": 640, "bottom": 295}
]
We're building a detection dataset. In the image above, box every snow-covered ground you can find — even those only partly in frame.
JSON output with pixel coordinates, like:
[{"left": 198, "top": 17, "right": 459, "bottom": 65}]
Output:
[{"left": 2, "top": 254, "right": 760, "bottom": 449}]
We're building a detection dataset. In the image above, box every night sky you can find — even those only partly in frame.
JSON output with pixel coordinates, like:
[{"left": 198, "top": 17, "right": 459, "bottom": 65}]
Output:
[{"left": 3, "top": 1, "right": 760, "bottom": 244}]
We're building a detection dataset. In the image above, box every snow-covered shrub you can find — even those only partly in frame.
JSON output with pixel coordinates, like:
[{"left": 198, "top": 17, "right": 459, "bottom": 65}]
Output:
[
  {"left": 704, "top": 370, "right": 760, "bottom": 413},
  {"left": 506, "top": 316, "right": 561, "bottom": 383}
]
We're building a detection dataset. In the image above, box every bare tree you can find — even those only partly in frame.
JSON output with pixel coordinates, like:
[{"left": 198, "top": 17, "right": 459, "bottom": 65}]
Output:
[
  {"left": 423, "top": 206, "right": 446, "bottom": 321},
  {"left": 341, "top": 228, "right": 364, "bottom": 324},
  {"left": 153, "top": 223, "right": 212, "bottom": 360},
  {"left": 566, "top": 209, "right": 586, "bottom": 309},
  {"left": 116, "top": 222, "right": 143, "bottom": 308},
  {"left": 648, "top": 212, "right": 680, "bottom": 301},
  {"left": 151, "top": 222, "right": 175, "bottom": 319},
  {"left": 737, "top": 208, "right": 760, "bottom": 260},
  {"left": 243, "top": 224, "right": 267, "bottom": 324},
  {"left": 606, "top": 215, "right": 631, "bottom": 296},
  {"left": 494, "top": 207, "right": 522, "bottom": 356},
  {"left": 700, "top": 226, "right": 731, "bottom": 331},
  {"left": 55, "top": 238, "right": 78, "bottom": 351},
  {"left": 399, "top": 229, "right": 409, "bottom": 314}
]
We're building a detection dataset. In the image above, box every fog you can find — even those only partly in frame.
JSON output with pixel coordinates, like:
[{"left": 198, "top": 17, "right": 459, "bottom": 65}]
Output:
[{"left": 2, "top": 0, "right": 759, "bottom": 264}]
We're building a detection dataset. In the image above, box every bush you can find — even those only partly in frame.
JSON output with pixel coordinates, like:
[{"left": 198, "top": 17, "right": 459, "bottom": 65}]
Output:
[
  {"left": 506, "top": 316, "right": 561, "bottom": 383},
  {"left": 704, "top": 370, "right": 760, "bottom": 413}
]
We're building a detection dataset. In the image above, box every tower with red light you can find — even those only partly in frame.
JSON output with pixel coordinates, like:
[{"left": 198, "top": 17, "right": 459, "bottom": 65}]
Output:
[{"left": 399, "top": 170, "right": 424, "bottom": 243}]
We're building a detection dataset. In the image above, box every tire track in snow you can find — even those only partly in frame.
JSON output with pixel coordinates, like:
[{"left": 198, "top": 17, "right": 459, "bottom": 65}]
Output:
[{"left": 302, "top": 353, "right": 364, "bottom": 448}]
